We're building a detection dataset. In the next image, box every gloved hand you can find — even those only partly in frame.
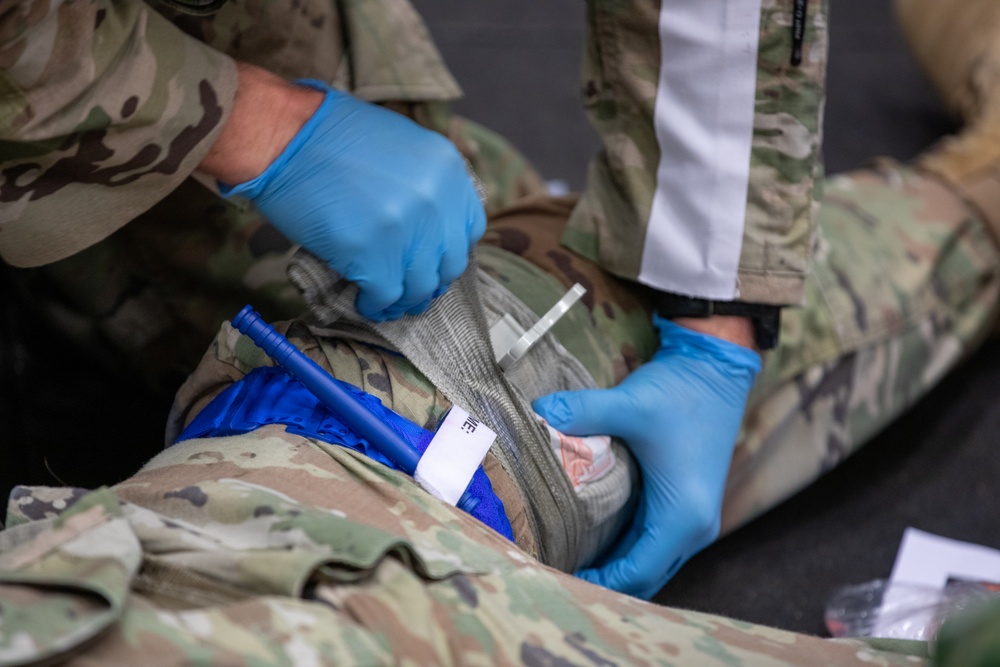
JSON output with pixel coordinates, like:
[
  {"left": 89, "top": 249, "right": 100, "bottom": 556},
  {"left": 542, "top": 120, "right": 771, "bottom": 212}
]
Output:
[
  {"left": 222, "top": 80, "right": 486, "bottom": 321},
  {"left": 532, "top": 315, "right": 761, "bottom": 599}
]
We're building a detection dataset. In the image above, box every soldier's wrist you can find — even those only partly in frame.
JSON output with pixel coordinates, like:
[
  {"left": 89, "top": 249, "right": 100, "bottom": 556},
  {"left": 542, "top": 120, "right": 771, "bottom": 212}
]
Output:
[
  {"left": 652, "top": 291, "right": 782, "bottom": 351},
  {"left": 671, "top": 315, "right": 758, "bottom": 352},
  {"left": 198, "top": 62, "right": 324, "bottom": 186}
]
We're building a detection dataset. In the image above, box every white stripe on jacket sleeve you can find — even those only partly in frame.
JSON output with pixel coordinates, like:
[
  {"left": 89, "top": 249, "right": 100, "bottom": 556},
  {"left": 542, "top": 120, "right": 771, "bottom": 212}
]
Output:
[{"left": 638, "top": 0, "right": 763, "bottom": 300}]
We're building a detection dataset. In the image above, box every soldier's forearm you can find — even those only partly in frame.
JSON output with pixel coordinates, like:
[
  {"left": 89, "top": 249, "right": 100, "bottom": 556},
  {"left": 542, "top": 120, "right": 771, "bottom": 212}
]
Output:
[
  {"left": 198, "top": 62, "right": 324, "bottom": 186},
  {"left": 0, "top": 0, "right": 240, "bottom": 267}
]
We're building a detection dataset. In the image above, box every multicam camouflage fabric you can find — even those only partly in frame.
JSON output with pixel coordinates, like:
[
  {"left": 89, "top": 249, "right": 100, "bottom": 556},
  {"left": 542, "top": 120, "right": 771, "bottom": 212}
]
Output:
[
  {"left": 726, "top": 163, "right": 1000, "bottom": 531},
  {"left": 480, "top": 195, "right": 661, "bottom": 390},
  {"left": 0, "top": 0, "right": 830, "bottom": 389},
  {"left": 474, "top": 165, "right": 1000, "bottom": 537},
  {"left": 0, "top": 1, "right": 237, "bottom": 268},
  {"left": 563, "top": 0, "right": 829, "bottom": 306},
  {"left": 0, "top": 411, "right": 931, "bottom": 666},
  {"left": 0, "top": 0, "right": 464, "bottom": 266}
]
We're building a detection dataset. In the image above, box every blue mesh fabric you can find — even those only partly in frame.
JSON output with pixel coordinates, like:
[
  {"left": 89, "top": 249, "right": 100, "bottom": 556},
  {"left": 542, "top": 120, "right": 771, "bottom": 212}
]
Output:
[{"left": 175, "top": 366, "right": 513, "bottom": 540}]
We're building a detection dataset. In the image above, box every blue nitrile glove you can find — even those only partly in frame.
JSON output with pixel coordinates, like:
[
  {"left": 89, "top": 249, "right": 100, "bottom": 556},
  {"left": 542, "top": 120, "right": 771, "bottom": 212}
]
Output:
[
  {"left": 221, "top": 80, "right": 486, "bottom": 321},
  {"left": 532, "top": 316, "right": 761, "bottom": 599}
]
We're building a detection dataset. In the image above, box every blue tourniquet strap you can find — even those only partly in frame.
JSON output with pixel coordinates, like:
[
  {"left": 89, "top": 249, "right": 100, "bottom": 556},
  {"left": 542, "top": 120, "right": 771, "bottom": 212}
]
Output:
[{"left": 175, "top": 366, "right": 513, "bottom": 540}]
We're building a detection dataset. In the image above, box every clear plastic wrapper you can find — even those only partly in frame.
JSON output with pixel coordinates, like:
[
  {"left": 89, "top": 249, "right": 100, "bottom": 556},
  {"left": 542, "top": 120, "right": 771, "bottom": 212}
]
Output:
[{"left": 825, "top": 578, "right": 1000, "bottom": 640}]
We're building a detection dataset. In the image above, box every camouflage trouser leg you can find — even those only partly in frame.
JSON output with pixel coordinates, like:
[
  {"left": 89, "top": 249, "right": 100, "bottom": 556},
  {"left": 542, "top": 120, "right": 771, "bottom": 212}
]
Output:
[
  {"left": 1, "top": 413, "right": 930, "bottom": 665},
  {"left": 477, "top": 162, "right": 1000, "bottom": 537},
  {"left": 721, "top": 163, "right": 1000, "bottom": 532}
]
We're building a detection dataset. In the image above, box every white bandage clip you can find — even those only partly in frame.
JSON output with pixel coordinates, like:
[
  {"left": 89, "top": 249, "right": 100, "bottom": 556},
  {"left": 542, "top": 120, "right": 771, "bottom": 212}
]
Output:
[
  {"left": 488, "top": 283, "right": 617, "bottom": 489},
  {"left": 417, "top": 283, "right": 586, "bottom": 505},
  {"left": 490, "top": 283, "right": 586, "bottom": 371}
]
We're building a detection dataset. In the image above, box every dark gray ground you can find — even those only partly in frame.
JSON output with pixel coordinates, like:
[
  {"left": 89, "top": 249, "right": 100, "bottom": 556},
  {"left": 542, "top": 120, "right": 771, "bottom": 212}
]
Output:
[{"left": 3, "top": 0, "right": 998, "bottom": 637}]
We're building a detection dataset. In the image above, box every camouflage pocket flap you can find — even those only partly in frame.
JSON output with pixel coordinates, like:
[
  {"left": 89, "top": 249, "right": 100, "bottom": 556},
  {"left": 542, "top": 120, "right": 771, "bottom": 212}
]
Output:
[
  {"left": 0, "top": 490, "right": 141, "bottom": 666},
  {"left": 125, "top": 477, "right": 487, "bottom": 602}
]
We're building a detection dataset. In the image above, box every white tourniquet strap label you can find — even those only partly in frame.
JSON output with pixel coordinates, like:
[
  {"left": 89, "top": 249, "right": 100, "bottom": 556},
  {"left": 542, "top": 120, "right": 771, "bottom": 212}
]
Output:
[{"left": 414, "top": 406, "right": 496, "bottom": 506}]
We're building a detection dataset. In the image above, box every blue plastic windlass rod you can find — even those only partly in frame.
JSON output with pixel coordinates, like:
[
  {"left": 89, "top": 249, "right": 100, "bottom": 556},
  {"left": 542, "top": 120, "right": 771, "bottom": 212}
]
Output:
[{"left": 231, "top": 305, "right": 421, "bottom": 474}]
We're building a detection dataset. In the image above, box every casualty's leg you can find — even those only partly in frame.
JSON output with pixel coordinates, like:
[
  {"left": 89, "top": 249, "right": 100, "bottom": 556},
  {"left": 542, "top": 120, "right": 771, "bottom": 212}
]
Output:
[
  {"left": 894, "top": 0, "right": 1000, "bottom": 261},
  {"left": 721, "top": 163, "right": 1000, "bottom": 531},
  {"left": 1, "top": 427, "right": 932, "bottom": 664},
  {"left": 0, "top": 333, "right": 927, "bottom": 665},
  {"left": 720, "top": 0, "right": 1000, "bottom": 532},
  {"left": 478, "top": 172, "right": 1000, "bottom": 537},
  {"left": 104, "top": 432, "right": 930, "bottom": 666}
]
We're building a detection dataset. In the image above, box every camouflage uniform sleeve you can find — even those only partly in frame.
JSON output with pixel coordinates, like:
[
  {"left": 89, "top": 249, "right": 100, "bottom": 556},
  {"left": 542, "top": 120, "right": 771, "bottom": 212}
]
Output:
[
  {"left": 563, "top": 0, "right": 829, "bottom": 306},
  {"left": 0, "top": 0, "right": 237, "bottom": 268}
]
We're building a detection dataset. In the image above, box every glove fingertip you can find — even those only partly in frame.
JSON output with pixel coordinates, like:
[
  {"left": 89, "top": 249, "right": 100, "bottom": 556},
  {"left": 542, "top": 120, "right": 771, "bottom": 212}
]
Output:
[
  {"left": 467, "top": 199, "right": 487, "bottom": 241},
  {"left": 355, "top": 296, "right": 392, "bottom": 322},
  {"left": 534, "top": 389, "right": 629, "bottom": 437},
  {"left": 576, "top": 562, "right": 644, "bottom": 598},
  {"left": 574, "top": 568, "right": 605, "bottom": 587},
  {"left": 529, "top": 392, "right": 558, "bottom": 412},
  {"left": 355, "top": 282, "right": 403, "bottom": 321},
  {"left": 530, "top": 392, "right": 573, "bottom": 429},
  {"left": 438, "top": 250, "right": 469, "bottom": 286}
]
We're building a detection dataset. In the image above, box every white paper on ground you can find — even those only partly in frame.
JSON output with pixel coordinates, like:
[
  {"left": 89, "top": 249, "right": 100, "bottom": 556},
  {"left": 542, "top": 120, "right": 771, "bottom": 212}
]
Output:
[
  {"left": 872, "top": 528, "right": 1000, "bottom": 638},
  {"left": 890, "top": 528, "right": 1000, "bottom": 589}
]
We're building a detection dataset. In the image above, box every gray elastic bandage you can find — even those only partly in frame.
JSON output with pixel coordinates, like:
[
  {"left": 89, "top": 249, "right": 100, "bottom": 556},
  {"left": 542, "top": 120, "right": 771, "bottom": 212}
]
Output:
[
  {"left": 476, "top": 271, "right": 637, "bottom": 567},
  {"left": 288, "top": 250, "right": 635, "bottom": 570}
]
